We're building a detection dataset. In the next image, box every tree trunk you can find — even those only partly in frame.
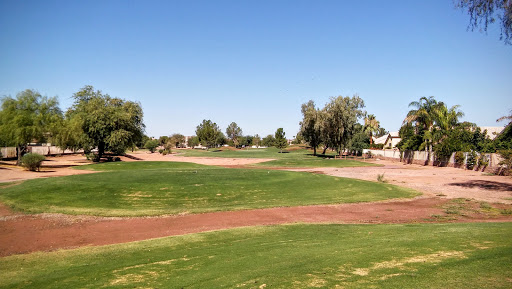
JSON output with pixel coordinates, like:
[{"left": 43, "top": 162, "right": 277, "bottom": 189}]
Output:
[
  {"left": 322, "top": 146, "right": 327, "bottom": 155},
  {"left": 98, "top": 141, "right": 105, "bottom": 161},
  {"left": 369, "top": 133, "right": 373, "bottom": 145},
  {"left": 16, "top": 145, "right": 22, "bottom": 165},
  {"left": 313, "top": 146, "right": 317, "bottom": 156}
]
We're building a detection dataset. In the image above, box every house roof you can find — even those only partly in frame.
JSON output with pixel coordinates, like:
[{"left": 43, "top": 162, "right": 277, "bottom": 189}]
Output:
[
  {"left": 374, "top": 135, "right": 388, "bottom": 144},
  {"left": 479, "top": 126, "right": 505, "bottom": 140}
]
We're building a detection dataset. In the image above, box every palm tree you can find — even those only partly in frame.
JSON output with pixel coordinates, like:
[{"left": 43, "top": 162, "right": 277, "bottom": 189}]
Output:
[
  {"left": 497, "top": 110, "right": 512, "bottom": 123},
  {"left": 432, "top": 104, "right": 465, "bottom": 144},
  {"left": 403, "top": 96, "right": 444, "bottom": 163},
  {"left": 364, "top": 114, "right": 380, "bottom": 145}
]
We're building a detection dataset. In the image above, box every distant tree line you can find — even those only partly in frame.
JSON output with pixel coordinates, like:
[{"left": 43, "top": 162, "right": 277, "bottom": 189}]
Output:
[
  {"left": 0, "top": 86, "right": 145, "bottom": 164},
  {"left": 298, "top": 95, "right": 387, "bottom": 156}
]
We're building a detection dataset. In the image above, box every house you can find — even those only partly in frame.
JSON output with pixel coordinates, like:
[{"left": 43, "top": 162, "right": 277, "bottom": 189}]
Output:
[
  {"left": 383, "top": 132, "right": 401, "bottom": 149},
  {"left": 373, "top": 135, "right": 388, "bottom": 145},
  {"left": 479, "top": 126, "right": 505, "bottom": 140}
]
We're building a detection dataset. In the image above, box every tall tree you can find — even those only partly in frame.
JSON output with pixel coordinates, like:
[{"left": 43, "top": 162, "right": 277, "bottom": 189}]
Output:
[
  {"left": 64, "top": 85, "right": 145, "bottom": 160},
  {"left": 195, "top": 119, "right": 221, "bottom": 150},
  {"left": 300, "top": 100, "right": 322, "bottom": 155},
  {"left": 456, "top": 0, "right": 512, "bottom": 44},
  {"left": 274, "top": 128, "right": 288, "bottom": 153},
  {"left": 169, "top": 133, "right": 186, "bottom": 148},
  {"left": 0, "top": 89, "right": 62, "bottom": 164},
  {"left": 226, "top": 122, "right": 243, "bottom": 147},
  {"left": 363, "top": 114, "right": 380, "bottom": 145},
  {"left": 403, "top": 96, "right": 443, "bottom": 157},
  {"left": 253, "top": 134, "right": 261, "bottom": 147},
  {"left": 323, "top": 95, "right": 366, "bottom": 155}
]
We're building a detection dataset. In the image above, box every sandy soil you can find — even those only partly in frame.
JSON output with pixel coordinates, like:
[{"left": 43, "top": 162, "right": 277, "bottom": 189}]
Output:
[{"left": 1, "top": 152, "right": 511, "bottom": 257}]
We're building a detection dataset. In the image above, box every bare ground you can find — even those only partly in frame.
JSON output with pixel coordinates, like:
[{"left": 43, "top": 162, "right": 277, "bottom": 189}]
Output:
[{"left": 1, "top": 152, "right": 511, "bottom": 257}]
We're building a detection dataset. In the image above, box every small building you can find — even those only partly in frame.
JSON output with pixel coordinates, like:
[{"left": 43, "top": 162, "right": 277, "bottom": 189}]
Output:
[
  {"left": 479, "top": 126, "right": 505, "bottom": 140},
  {"left": 383, "top": 132, "right": 401, "bottom": 149}
]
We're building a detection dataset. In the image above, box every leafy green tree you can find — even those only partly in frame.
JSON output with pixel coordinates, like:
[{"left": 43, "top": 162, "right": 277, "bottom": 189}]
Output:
[
  {"left": 262, "top": 134, "right": 275, "bottom": 147},
  {"left": 226, "top": 122, "right": 243, "bottom": 147},
  {"left": 300, "top": 100, "right": 322, "bottom": 155},
  {"left": 323, "top": 95, "right": 366, "bottom": 155},
  {"left": 158, "top": 136, "right": 169, "bottom": 146},
  {"left": 64, "top": 85, "right": 145, "bottom": 160},
  {"left": 252, "top": 134, "right": 261, "bottom": 147},
  {"left": 456, "top": 0, "right": 512, "bottom": 44},
  {"left": 169, "top": 133, "right": 186, "bottom": 148},
  {"left": 195, "top": 119, "right": 221, "bottom": 150},
  {"left": 274, "top": 128, "right": 288, "bottom": 153},
  {"left": 349, "top": 131, "right": 370, "bottom": 156},
  {"left": 0, "top": 89, "right": 62, "bottom": 164},
  {"left": 187, "top": 136, "right": 200, "bottom": 148},
  {"left": 144, "top": 139, "right": 159, "bottom": 153}
]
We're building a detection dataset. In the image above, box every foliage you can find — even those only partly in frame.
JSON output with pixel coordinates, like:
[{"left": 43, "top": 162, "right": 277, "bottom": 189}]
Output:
[
  {"left": 456, "top": 0, "right": 512, "bottom": 44},
  {"left": 195, "top": 119, "right": 221, "bottom": 150},
  {"left": 158, "top": 136, "right": 169, "bottom": 146},
  {"left": 299, "top": 100, "right": 322, "bottom": 155},
  {"left": 2, "top": 223, "right": 511, "bottom": 288},
  {"left": 348, "top": 131, "right": 369, "bottom": 155},
  {"left": 262, "top": 134, "right": 275, "bottom": 147},
  {"left": 169, "top": 133, "right": 186, "bottom": 148},
  {"left": 274, "top": 128, "right": 288, "bottom": 152},
  {"left": 497, "top": 149, "right": 512, "bottom": 175},
  {"left": 0, "top": 89, "right": 62, "bottom": 164},
  {"left": 63, "top": 85, "right": 145, "bottom": 160},
  {"left": 454, "top": 151, "right": 465, "bottom": 166},
  {"left": 226, "top": 122, "right": 243, "bottom": 147},
  {"left": 252, "top": 134, "right": 261, "bottom": 147},
  {"left": 0, "top": 161, "right": 418, "bottom": 216},
  {"left": 20, "top": 153, "right": 46, "bottom": 171},
  {"left": 144, "top": 139, "right": 159, "bottom": 153},
  {"left": 377, "top": 173, "right": 386, "bottom": 183},
  {"left": 477, "top": 153, "right": 489, "bottom": 170},
  {"left": 323, "top": 95, "right": 366, "bottom": 155},
  {"left": 187, "top": 135, "right": 200, "bottom": 148},
  {"left": 466, "top": 150, "right": 478, "bottom": 170},
  {"left": 364, "top": 114, "right": 380, "bottom": 144}
]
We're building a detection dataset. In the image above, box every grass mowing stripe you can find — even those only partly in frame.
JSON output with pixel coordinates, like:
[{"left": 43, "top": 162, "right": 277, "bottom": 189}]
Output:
[
  {"left": 1, "top": 223, "right": 510, "bottom": 288},
  {"left": 0, "top": 162, "right": 419, "bottom": 216}
]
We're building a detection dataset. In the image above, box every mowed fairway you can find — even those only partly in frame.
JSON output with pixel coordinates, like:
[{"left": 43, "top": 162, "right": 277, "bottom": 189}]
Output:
[
  {"left": 0, "top": 162, "right": 418, "bottom": 216},
  {"left": 1, "top": 223, "right": 511, "bottom": 289},
  {"left": 180, "top": 147, "right": 380, "bottom": 168}
]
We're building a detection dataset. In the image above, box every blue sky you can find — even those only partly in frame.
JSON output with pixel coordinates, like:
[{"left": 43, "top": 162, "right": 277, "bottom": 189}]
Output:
[{"left": 1, "top": 0, "right": 511, "bottom": 138}]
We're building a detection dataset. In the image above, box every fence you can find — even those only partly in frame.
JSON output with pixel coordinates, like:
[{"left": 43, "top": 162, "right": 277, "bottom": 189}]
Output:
[
  {"left": 1, "top": 146, "right": 81, "bottom": 159},
  {"left": 364, "top": 149, "right": 502, "bottom": 172}
]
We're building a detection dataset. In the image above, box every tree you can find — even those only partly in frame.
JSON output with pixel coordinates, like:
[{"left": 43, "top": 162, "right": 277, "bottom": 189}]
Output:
[
  {"left": 144, "top": 139, "right": 159, "bottom": 153},
  {"left": 187, "top": 136, "right": 200, "bottom": 148},
  {"left": 195, "top": 119, "right": 221, "bottom": 150},
  {"left": 64, "top": 85, "right": 145, "bottom": 160},
  {"left": 252, "top": 134, "right": 262, "bottom": 147},
  {"left": 274, "top": 128, "right": 288, "bottom": 153},
  {"left": 262, "top": 134, "right": 275, "bottom": 147},
  {"left": 226, "top": 122, "right": 243, "bottom": 147},
  {"left": 349, "top": 131, "right": 370, "bottom": 156},
  {"left": 364, "top": 114, "right": 380, "bottom": 145},
  {"left": 300, "top": 100, "right": 322, "bottom": 155},
  {"left": 323, "top": 95, "right": 366, "bottom": 155},
  {"left": 169, "top": 133, "right": 186, "bottom": 148},
  {"left": 456, "top": 0, "right": 512, "bottom": 44},
  {"left": 158, "top": 136, "right": 169, "bottom": 146},
  {"left": 0, "top": 89, "right": 62, "bottom": 164}
]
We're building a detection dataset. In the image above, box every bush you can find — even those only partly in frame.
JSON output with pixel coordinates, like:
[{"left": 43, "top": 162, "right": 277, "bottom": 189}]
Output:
[
  {"left": 145, "top": 139, "right": 159, "bottom": 153},
  {"left": 466, "top": 151, "right": 477, "bottom": 170},
  {"left": 21, "top": 153, "right": 46, "bottom": 171},
  {"left": 454, "top": 151, "right": 465, "bottom": 167},
  {"left": 86, "top": 153, "right": 101, "bottom": 162},
  {"left": 477, "top": 154, "right": 489, "bottom": 170},
  {"left": 113, "top": 156, "right": 121, "bottom": 162},
  {"left": 497, "top": 149, "right": 512, "bottom": 176}
]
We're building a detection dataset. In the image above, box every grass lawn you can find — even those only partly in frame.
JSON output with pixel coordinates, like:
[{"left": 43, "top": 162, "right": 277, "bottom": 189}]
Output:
[
  {"left": 0, "top": 162, "right": 418, "bottom": 216},
  {"left": 1, "top": 223, "right": 511, "bottom": 288},
  {"left": 179, "top": 146, "right": 379, "bottom": 168}
]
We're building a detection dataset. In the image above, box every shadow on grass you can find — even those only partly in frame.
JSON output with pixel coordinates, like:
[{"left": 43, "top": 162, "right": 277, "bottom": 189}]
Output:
[{"left": 449, "top": 180, "right": 512, "bottom": 192}]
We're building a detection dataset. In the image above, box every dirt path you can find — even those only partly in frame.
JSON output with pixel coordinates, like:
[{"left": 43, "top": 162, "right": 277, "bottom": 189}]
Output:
[{"left": 1, "top": 152, "right": 512, "bottom": 257}]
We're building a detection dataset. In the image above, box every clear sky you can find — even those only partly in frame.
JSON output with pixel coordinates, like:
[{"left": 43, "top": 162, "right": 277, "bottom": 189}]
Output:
[{"left": 1, "top": 0, "right": 511, "bottom": 138}]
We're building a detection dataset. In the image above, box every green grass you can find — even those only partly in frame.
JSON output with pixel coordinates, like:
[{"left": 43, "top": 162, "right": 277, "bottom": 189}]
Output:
[
  {"left": 0, "top": 162, "right": 418, "bottom": 216},
  {"left": 1, "top": 223, "right": 511, "bottom": 288},
  {"left": 180, "top": 146, "right": 379, "bottom": 168}
]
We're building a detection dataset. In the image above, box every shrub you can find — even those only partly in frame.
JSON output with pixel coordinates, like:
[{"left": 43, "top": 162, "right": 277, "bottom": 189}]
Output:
[
  {"left": 86, "top": 153, "right": 101, "bottom": 162},
  {"left": 477, "top": 154, "right": 489, "bottom": 170},
  {"left": 377, "top": 173, "right": 386, "bottom": 183},
  {"left": 454, "top": 151, "right": 465, "bottom": 167},
  {"left": 497, "top": 149, "right": 512, "bottom": 176},
  {"left": 113, "top": 156, "right": 121, "bottom": 162},
  {"left": 158, "top": 149, "right": 164, "bottom": 154},
  {"left": 145, "top": 139, "right": 159, "bottom": 153},
  {"left": 466, "top": 151, "right": 477, "bottom": 170},
  {"left": 21, "top": 153, "right": 46, "bottom": 171}
]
